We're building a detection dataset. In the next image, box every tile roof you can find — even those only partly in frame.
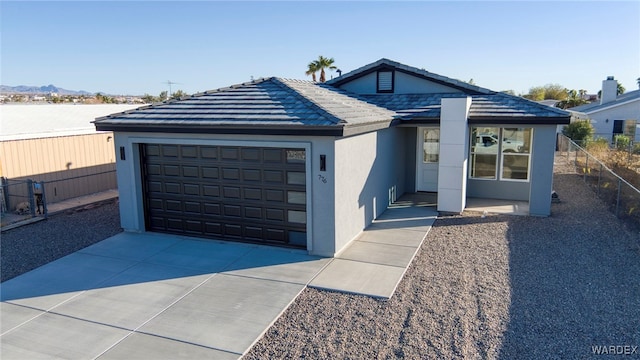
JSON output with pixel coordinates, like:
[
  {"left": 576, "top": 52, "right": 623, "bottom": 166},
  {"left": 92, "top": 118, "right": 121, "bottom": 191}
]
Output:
[
  {"left": 94, "top": 77, "right": 396, "bottom": 134},
  {"left": 359, "top": 92, "right": 570, "bottom": 121},
  {"left": 569, "top": 89, "right": 640, "bottom": 113},
  {"left": 95, "top": 59, "right": 571, "bottom": 135}
]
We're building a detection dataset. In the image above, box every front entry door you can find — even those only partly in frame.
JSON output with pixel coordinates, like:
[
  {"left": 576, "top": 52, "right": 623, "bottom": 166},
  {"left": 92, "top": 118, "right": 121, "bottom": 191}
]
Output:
[{"left": 416, "top": 127, "right": 439, "bottom": 192}]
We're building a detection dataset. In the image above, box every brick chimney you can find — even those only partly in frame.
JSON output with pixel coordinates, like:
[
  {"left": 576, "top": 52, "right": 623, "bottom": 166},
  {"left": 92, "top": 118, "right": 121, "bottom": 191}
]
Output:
[{"left": 600, "top": 76, "right": 618, "bottom": 104}]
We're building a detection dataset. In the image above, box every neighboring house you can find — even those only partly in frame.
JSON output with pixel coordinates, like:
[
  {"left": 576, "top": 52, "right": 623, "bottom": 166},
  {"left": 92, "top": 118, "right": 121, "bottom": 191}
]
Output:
[
  {"left": 0, "top": 104, "right": 140, "bottom": 205},
  {"left": 569, "top": 77, "right": 640, "bottom": 142},
  {"left": 94, "top": 58, "right": 570, "bottom": 257}
]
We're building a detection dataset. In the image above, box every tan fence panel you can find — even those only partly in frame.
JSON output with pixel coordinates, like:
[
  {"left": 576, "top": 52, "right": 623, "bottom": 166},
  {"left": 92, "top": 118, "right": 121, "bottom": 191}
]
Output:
[{"left": 0, "top": 132, "right": 117, "bottom": 203}]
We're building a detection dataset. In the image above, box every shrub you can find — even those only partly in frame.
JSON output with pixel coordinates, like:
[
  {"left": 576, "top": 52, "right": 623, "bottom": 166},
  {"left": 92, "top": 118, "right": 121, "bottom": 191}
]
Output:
[
  {"left": 614, "top": 134, "right": 631, "bottom": 151},
  {"left": 562, "top": 120, "right": 594, "bottom": 144},
  {"left": 586, "top": 137, "right": 609, "bottom": 151},
  {"left": 633, "top": 143, "right": 640, "bottom": 155}
]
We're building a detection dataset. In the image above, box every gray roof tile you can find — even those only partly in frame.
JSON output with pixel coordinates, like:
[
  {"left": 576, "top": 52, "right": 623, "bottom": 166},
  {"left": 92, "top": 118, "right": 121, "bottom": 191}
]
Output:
[
  {"left": 94, "top": 77, "right": 396, "bottom": 131},
  {"left": 95, "top": 60, "right": 570, "bottom": 135}
]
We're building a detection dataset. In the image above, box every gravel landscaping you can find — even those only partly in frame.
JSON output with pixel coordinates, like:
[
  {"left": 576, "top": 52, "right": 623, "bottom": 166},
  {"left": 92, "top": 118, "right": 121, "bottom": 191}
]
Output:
[
  {"left": 244, "top": 159, "right": 640, "bottom": 359},
  {"left": 1, "top": 158, "right": 638, "bottom": 359},
  {"left": 0, "top": 199, "right": 122, "bottom": 282}
]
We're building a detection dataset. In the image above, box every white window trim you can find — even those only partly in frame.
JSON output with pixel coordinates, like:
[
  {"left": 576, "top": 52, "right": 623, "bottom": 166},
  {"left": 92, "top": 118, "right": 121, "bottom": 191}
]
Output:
[{"left": 468, "top": 127, "right": 533, "bottom": 182}]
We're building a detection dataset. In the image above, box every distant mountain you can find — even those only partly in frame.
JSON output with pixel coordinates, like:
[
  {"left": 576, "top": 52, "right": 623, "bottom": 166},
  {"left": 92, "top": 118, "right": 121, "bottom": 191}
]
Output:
[{"left": 0, "top": 84, "right": 94, "bottom": 96}]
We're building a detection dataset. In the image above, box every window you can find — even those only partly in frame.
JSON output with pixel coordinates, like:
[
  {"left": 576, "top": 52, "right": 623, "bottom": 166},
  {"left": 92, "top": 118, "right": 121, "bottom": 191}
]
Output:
[
  {"left": 501, "top": 128, "right": 532, "bottom": 180},
  {"left": 377, "top": 71, "right": 394, "bottom": 93},
  {"left": 423, "top": 129, "right": 440, "bottom": 163},
  {"left": 469, "top": 127, "right": 532, "bottom": 181},
  {"left": 470, "top": 127, "right": 500, "bottom": 179}
]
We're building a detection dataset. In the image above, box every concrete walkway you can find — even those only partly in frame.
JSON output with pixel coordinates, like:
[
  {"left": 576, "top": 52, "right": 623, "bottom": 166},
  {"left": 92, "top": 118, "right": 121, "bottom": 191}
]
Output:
[
  {"left": 0, "top": 195, "right": 437, "bottom": 359},
  {"left": 310, "top": 195, "right": 438, "bottom": 298}
]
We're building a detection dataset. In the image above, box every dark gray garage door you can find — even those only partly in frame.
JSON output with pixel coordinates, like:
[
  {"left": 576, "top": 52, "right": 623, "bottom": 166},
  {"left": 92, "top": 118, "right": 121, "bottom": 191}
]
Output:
[{"left": 141, "top": 144, "right": 307, "bottom": 248}]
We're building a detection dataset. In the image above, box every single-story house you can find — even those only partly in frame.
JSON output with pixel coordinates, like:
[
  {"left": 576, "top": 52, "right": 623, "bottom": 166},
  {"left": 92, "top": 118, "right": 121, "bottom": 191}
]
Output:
[
  {"left": 569, "top": 77, "right": 640, "bottom": 143},
  {"left": 94, "top": 59, "right": 570, "bottom": 257}
]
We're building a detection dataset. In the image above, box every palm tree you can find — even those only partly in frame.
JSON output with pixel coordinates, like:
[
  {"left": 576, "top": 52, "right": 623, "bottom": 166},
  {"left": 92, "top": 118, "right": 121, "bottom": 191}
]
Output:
[
  {"left": 305, "top": 61, "right": 319, "bottom": 82},
  {"left": 316, "top": 56, "right": 337, "bottom": 83}
]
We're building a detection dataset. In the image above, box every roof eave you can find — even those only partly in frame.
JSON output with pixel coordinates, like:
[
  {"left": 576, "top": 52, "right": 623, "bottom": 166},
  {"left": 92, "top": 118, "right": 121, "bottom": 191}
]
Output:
[
  {"left": 93, "top": 123, "right": 345, "bottom": 137},
  {"left": 397, "top": 116, "right": 569, "bottom": 126},
  {"left": 469, "top": 116, "right": 571, "bottom": 125}
]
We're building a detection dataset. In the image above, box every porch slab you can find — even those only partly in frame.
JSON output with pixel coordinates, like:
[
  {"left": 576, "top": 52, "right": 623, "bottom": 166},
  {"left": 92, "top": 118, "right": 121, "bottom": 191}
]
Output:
[{"left": 465, "top": 197, "right": 529, "bottom": 216}]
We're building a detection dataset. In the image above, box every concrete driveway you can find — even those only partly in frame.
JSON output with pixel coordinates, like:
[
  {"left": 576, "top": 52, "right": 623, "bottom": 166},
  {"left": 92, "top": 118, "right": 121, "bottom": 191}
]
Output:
[
  {"left": 1, "top": 232, "right": 331, "bottom": 359},
  {"left": 1, "top": 196, "right": 438, "bottom": 359}
]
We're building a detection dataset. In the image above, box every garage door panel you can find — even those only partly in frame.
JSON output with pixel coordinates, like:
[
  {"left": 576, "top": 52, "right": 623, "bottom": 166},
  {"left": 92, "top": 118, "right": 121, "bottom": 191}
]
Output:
[
  {"left": 223, "top": 204, "right": 241, "bottom": 217},
  {"left": 181, "top": 146, "right": 197, "bottom": 158},
  {"left": 245, "top": 226, "right": 263, "bottom": 239},
  {"left": 166, "top": 199, "right": 182, "bottom": 212},
  {"left": 221, "top": 147, "right": 239, "bottom": 160},
  {"left": 244, "top": 188, "right": 262, "bottom": 200},
  {"left": 164, "top": 165, "right": 180, "bottom": 176},
  {"left": 202, "top": 167, "right": 219, "bottom": 179},
  {"left": 200, "top": 146, "right": 218, "bottom": 159},
  {"left": 204, "top": 203, "right": 221, "bottom": 215},
  {"left": 183, "top": 183, "right": 200, "bottom": 196},
  {"left": 242, "top": 169, "right": 261, "bottom": 181},
  {"left": 224, "top": 224, "right": 242, "bottom": 237},
  {"left": 165, "top": 183, "right": 181, "bottom": 194},
  {"left": 244, "top": 207, "right": 262, "bottom": 219},
  {"left": 266, "top": 229, "right": 286, "bottom": 242},
  {"left": 263, "top": 149, "right": 282, "bottom": 162},
  {"left": 183, "top": 166, "right": 199, "bottom": 177},
  {"left": 185, "top": 220, "right": 202, "bottom": 233},
  {"left": 203, "top": 185, "right": 220, "bottom": 197},
  {"left": 184, "top": 202, "right": 201, "bottom": 213},
  {"left": 162, "top": 145, "right": 179, "bottom": 157},
  {"left": 242, "top": 148, "right": 260, "bottom": 161},
  {"left": 166, "top": 218, "right": 182, "bottom": 231},
  {"left": 142, "top": 144, "right": 306, "bottom": 248},
  {"left": 266, "top": 208, "right": 285, "bottom": 221},
  {"left": 204, "top": 222, "right": 222, "bottom": 235},
  {"left": 265, "top": 190, "right": 284, "bottom": 202},
  {"left": 264, "top": 170, "right": 284, "bottom": 183},
  {"left": 222, "top": 168, "right": 240, "bottom": 180}
]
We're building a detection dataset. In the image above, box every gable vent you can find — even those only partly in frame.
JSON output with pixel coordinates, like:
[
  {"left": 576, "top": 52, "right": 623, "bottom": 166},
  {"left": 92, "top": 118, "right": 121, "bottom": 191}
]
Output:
[{"left": 377, "top": 71, "right": 394, "bottom": 93}]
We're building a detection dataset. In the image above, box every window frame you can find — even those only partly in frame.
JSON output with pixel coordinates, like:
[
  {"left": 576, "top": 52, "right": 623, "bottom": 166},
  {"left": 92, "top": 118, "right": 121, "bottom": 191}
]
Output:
[{"left": 468, "top": 127, "right": 533, "bottom": 182}]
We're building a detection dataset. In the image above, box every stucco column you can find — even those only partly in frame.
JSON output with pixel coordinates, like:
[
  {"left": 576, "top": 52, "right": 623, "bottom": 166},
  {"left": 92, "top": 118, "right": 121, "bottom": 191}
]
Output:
[{"left": 437, "top": 97, "right": 472, "bottom": 214}]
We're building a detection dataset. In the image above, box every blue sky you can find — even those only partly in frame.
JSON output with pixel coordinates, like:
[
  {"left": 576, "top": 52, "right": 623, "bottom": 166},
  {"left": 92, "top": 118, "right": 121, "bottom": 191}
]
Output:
[{"left": 2, "top": 1, "right": 639, "bottom": 96}]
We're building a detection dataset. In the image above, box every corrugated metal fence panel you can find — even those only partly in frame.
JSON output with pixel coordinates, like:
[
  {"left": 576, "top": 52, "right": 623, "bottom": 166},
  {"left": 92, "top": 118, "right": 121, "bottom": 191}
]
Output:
[
  {"left": 0, "top": 132, "right": 117, "bottom": 203},
  {"left": 0, "top": 132, "right": 115, "bottom": 178}
]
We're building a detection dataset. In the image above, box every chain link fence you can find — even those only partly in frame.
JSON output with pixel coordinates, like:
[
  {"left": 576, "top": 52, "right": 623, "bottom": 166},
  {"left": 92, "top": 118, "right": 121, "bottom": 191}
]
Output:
[
  {"left": 557, "top": 134, "right": 640, "bottom": 231},
  {"left": 1, "top": 178, "right": 47, "bottom": 227},
  {"left": 1, "top": 170, "right": 116, "bottom": 229}
]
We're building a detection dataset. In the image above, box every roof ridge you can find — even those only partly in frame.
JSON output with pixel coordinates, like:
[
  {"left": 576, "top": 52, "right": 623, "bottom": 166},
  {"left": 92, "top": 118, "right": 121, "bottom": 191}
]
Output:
[{"left": 272, "top": 78, "right": 346, "bottom": 124}]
